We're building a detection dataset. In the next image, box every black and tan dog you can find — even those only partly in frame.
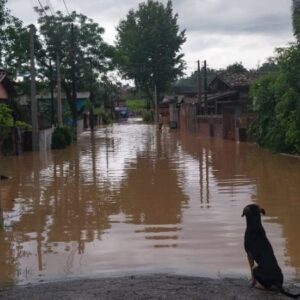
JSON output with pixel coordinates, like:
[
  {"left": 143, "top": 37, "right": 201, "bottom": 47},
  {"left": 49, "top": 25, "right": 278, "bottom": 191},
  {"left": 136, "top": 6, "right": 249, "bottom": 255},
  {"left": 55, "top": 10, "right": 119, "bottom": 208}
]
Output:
[{"left": 242, "top": 204, "right": 300, "bottom": 298}]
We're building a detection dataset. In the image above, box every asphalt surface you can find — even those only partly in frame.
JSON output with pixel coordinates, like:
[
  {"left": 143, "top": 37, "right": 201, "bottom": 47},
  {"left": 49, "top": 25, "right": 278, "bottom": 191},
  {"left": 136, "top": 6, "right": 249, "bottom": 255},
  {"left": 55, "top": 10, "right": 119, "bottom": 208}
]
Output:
[{"left": 1, "top": 275, "right": 300, "bottom": 299}]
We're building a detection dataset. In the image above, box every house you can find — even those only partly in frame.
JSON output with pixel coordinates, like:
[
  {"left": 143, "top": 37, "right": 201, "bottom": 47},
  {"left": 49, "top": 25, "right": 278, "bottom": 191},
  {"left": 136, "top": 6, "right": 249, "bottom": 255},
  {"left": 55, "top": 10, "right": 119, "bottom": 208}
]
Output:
[
  {"left": 173, "top": 86, "right": 198, "bottom": 104},
  {"left": 197, "top": 72, "right": 258, "bottom": 141},
  {"left": 166, "top": 72, "right": 258, "bottom": 141},
  {"left": 207, "top": 72, "right": 257, "bottom": 114},
  {"left": 162, "top": 86, "right": 199, "bottom": 128},
  {"left": 0, "top": 69, "right": 15, "bottom": 103}
]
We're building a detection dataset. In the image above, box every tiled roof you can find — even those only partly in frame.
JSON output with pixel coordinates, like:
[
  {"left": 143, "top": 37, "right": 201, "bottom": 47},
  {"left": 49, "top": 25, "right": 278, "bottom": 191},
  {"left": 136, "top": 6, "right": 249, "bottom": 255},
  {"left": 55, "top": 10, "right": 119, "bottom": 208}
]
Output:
[{"left": 217, "top": 72, "right": 258, "bottom": 88}]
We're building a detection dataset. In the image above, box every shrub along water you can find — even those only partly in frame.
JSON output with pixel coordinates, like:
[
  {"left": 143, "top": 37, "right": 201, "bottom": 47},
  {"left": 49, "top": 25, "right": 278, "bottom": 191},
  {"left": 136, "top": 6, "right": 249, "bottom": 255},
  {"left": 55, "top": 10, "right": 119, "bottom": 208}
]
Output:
[
  {"left": 249, "top": 45, "right": 300, "bottom": 155},
  {"left": 51, "top": 127, "right": 73, "bottom": 150}
]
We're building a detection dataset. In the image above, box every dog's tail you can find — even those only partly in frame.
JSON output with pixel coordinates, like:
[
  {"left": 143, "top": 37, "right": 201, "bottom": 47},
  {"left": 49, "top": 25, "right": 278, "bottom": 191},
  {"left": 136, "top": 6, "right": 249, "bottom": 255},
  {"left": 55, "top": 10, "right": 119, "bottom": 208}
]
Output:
[{"left": 278, "top": 285, "right": 300, "bottom": 299}]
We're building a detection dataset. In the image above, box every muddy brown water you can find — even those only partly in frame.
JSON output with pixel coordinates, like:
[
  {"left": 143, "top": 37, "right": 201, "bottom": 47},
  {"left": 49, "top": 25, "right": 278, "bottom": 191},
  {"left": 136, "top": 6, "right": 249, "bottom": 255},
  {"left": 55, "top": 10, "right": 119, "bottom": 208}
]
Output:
[{"left": 0, "top": 120, "right": 300, "bottom": 286}]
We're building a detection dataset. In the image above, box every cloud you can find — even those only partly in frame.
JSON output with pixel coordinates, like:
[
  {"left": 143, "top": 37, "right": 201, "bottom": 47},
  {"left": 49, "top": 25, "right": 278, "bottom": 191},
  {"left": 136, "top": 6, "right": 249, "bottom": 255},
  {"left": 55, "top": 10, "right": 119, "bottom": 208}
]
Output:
[
  {"left": 7, "top": 0, "right": 295, "bottom": 70},
  {"left": 183, "top": 32, "right": 288, "bottom": 71}
]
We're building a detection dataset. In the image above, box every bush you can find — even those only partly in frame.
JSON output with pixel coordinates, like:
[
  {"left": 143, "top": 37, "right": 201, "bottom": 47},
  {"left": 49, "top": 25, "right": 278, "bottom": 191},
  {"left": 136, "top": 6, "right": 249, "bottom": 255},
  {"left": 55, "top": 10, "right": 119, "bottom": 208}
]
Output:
[
  {"left": 94, "top": 107, "right": 113, "bottom": 124},
  {"left": 142, "top": 110, "right": 153, "bottom": 123},
  {"left": 0, "top": 104, "right": 13, "bottom": 126},
  {"left": 51, "top": 127, "right": 73, "bottom": 149},
  {"left": 249, "top": 45, "right": 300, "bottom": 155}
]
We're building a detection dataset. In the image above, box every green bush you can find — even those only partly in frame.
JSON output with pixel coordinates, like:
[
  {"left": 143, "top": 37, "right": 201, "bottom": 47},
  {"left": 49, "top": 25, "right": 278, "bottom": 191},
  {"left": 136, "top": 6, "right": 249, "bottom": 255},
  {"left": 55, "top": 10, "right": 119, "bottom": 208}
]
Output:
[
  {"left": 249, "top": 45, "right": 300, "bottom": 154},
  {"left": 15, "top": 120, "right": 32, "bottom": 130},
  {"left": 0, "top": 104, "right": 13, "bottom": 126},
  {"left": 126, "top": 99, "right": 147, "bottom": 110},
  {"left": 51, "top": 127, "right": 73, "bottom": 149},
  {"left": 142, "top": 110, "right": 153, "bottom": 123},
  {"left": 94, "top": 107, "right": 113, "bottom": 124}
]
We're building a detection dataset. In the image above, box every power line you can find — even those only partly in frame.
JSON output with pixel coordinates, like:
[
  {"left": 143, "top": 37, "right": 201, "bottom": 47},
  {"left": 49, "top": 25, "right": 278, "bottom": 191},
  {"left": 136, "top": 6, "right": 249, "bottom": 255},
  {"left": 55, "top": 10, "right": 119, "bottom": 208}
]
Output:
[
  {"left": 45, "top": 0, "right": 54, "bottom": 15},
  {"left": 62, "top": 0, "right": 70, "bottom": 15},
  {"left": 37, "top": 0, "right": 48, "bottom": 16}
]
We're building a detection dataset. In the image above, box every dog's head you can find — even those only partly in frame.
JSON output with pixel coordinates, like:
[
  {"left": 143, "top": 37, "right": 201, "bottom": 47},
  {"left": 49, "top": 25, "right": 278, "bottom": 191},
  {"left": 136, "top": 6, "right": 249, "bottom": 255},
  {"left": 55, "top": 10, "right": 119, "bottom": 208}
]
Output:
[{"left": 241, "top": 204, "right": 265, "bottom": 218}]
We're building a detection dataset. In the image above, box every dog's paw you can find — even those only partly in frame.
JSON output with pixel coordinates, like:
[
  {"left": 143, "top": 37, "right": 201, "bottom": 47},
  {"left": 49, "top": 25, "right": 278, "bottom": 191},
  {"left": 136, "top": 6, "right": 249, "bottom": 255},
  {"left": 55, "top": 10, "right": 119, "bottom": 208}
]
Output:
[{"left": 249, "top": 280, "right": 256, "bottom": 288}]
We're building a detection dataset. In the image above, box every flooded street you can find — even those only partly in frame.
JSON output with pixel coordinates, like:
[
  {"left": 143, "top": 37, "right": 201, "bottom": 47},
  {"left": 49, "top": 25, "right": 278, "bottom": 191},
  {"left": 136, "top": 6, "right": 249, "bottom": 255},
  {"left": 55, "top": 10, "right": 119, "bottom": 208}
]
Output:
[{"left": 0, "top": 120, "right": 300, "bottom": 287}]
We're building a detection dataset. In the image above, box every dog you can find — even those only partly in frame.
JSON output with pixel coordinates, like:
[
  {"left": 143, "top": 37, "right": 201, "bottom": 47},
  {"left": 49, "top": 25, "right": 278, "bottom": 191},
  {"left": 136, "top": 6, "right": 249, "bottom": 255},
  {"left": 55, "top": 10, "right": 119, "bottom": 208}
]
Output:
[{"left": 242, "top": 204, "right": 300, "bottom": 298}]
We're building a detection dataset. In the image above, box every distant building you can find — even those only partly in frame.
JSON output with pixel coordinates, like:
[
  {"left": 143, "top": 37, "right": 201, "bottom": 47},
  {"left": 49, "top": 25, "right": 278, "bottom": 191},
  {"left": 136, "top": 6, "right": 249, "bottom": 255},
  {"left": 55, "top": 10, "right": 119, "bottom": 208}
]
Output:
[
  {"left": 207, "top": 72, "right": 258, "bottom": 115},
  {"left": 206, "top": 72, "right": 258, "bottom": 140},
  {"left": 165, "top": 72, "right": 258, "bottom": 141},
  {"left": 0, "top": 69, "right": 16, "bottom": 104}
]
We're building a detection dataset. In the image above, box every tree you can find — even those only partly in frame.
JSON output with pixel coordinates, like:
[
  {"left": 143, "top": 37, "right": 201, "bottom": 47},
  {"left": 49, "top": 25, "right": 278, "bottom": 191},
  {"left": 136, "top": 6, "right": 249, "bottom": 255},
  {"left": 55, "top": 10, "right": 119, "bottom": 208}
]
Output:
[
  {"left": 249, "top": 2, "right": 300, "bottom": 154},
  {"left": 175, "top": 67, "right": 217, "bottom": 87},
  {"left": 249, "top": 45, "right": 300, "bottom": 154},
  {"left": 225, "top": 62, "right": 248, "bottom": 73},
  {"left": 293, "top": 0, "right": 300, "bottom": 40},
  {"left": 36, "top": 10, "right": 114, "bottom": 124},
  {"left": 257, "top": 57, "right": 279, "bottom": 74},
  {"left": 0, "top": 0, "right": 41, "bottom": 98},
  {"left": 0, "top": 0, "right": 9, "bottom": 64},
  {"left": 116, "top": 0, "right": 186, "bottom": 104},
  {"left": 0, "top": 0, "right": 29, "bottom": 75}
]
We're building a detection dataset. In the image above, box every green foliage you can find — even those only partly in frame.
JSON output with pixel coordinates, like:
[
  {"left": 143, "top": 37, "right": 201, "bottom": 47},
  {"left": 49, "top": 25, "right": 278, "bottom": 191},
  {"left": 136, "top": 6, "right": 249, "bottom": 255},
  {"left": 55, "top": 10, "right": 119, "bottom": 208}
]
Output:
[
  {"left": 0, "top": 104, "right": 13, "bottom": 126},
  {"left": 249, "top": 45, "right": 300, "bottom": 154},
  {"left": 51, "top": 126, "right": 73, "bottom": 149},
  {"left": 116, "top": 0, "right": 186, "bottom": 102},
  {"left": 226, "top": 62, "right": 248, "bottom": 73},
  {"left": 142, "top": 110, "right": 154, "bottom": 123},
  {"left": 293, "top": 0, "right": 300, "bottom": 40},
  {"left": 257, "top": 57, "right": 279, "bottom": 74},
  {"left": 0, "top": 0, "right": 34, "bottom": 94},
  {"left": 34, "top": 10, "right": 114, "bottom": 123},
  {"left": 92, "top": 106, "right": 112, "bottom": 124},
  {"left": 102, "top": 113, "right": 113, "bottom": 124},
  {"left": 15, "top": 120, "right": 32, "bottom": 130},
  {"left": 176, "top": 68, "right": 217, "bottom": 87},
  {"left": 126, "top": 99, "right": 147, "bottom": 110}
]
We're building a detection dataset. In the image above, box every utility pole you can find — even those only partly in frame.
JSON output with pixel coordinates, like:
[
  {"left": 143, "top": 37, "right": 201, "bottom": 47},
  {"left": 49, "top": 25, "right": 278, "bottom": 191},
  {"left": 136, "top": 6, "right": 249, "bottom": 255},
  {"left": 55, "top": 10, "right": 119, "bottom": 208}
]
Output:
[
  {"left": 204, "top": 60, "right": 208, "bottom": 115},
  {"left": 154, "top": 84, "right": 158, "bottom": 123},
  {"left": 56, "top": 53, "right": 63, "bottom": 127},
  {"left": 49, "top": 59, "right": 55, "bottom": 126},
  {"left": 30, "top": 25, "right": 39, "bottom": 151},
  {"left": 71, "top": 23, "right": 77, "bottom": 138},
  {"left": 197, "top": 60, "right": 202, "bottom": 114}
]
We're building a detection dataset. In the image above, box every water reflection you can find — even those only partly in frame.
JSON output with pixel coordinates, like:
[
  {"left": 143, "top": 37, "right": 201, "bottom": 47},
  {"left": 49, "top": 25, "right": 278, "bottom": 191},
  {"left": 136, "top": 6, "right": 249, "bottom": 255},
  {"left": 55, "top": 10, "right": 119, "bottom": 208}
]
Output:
[{"left": 0, "top": 123, "right": 300, "bottom": 286}]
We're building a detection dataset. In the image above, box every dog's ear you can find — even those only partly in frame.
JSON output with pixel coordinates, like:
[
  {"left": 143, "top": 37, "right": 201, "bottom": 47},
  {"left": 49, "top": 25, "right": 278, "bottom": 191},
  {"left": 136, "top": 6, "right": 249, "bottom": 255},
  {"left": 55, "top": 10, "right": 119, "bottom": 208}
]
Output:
[
  {"left": 260, "top": 208, "right": 266, "bottom": 215},
  {"left": 241, "top": 206, "right": 249, "bottom": 217}
]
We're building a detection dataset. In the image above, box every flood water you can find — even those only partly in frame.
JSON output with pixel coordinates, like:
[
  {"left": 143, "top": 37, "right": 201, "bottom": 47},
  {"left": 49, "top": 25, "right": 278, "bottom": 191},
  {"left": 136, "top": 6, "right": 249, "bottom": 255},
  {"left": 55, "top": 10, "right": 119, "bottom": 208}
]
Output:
[{"left": 0, "top": 120, "right": 300, "bottom": 287}]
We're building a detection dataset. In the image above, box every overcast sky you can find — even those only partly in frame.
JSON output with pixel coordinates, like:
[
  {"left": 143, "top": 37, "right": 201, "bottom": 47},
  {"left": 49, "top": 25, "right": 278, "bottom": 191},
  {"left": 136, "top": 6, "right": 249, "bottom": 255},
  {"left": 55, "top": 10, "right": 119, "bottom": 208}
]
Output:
[{"left": 7, "top": 0, "right": 295, "bottom": 74}]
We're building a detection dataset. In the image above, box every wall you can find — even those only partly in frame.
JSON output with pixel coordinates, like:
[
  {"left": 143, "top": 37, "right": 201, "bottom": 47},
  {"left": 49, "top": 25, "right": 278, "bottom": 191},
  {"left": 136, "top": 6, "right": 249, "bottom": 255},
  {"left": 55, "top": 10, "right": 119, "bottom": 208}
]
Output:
[
  {"left": 179, "top": 103, "right": 197, "bottom": 131},
  {"left": 39, "top": 127, "right": 54, "bottom": 151},
  {"left": 77, "top": 119, "right": 84, "bottom": 136},
  {"left": 0, "top": 84, "right": 8, "bottom": 100},
  {"left": 179, "top": 102, "right": 254, "bottom": 142},
  {"left": 197, "top": 115, "right": 223, "bottom": 139}
]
